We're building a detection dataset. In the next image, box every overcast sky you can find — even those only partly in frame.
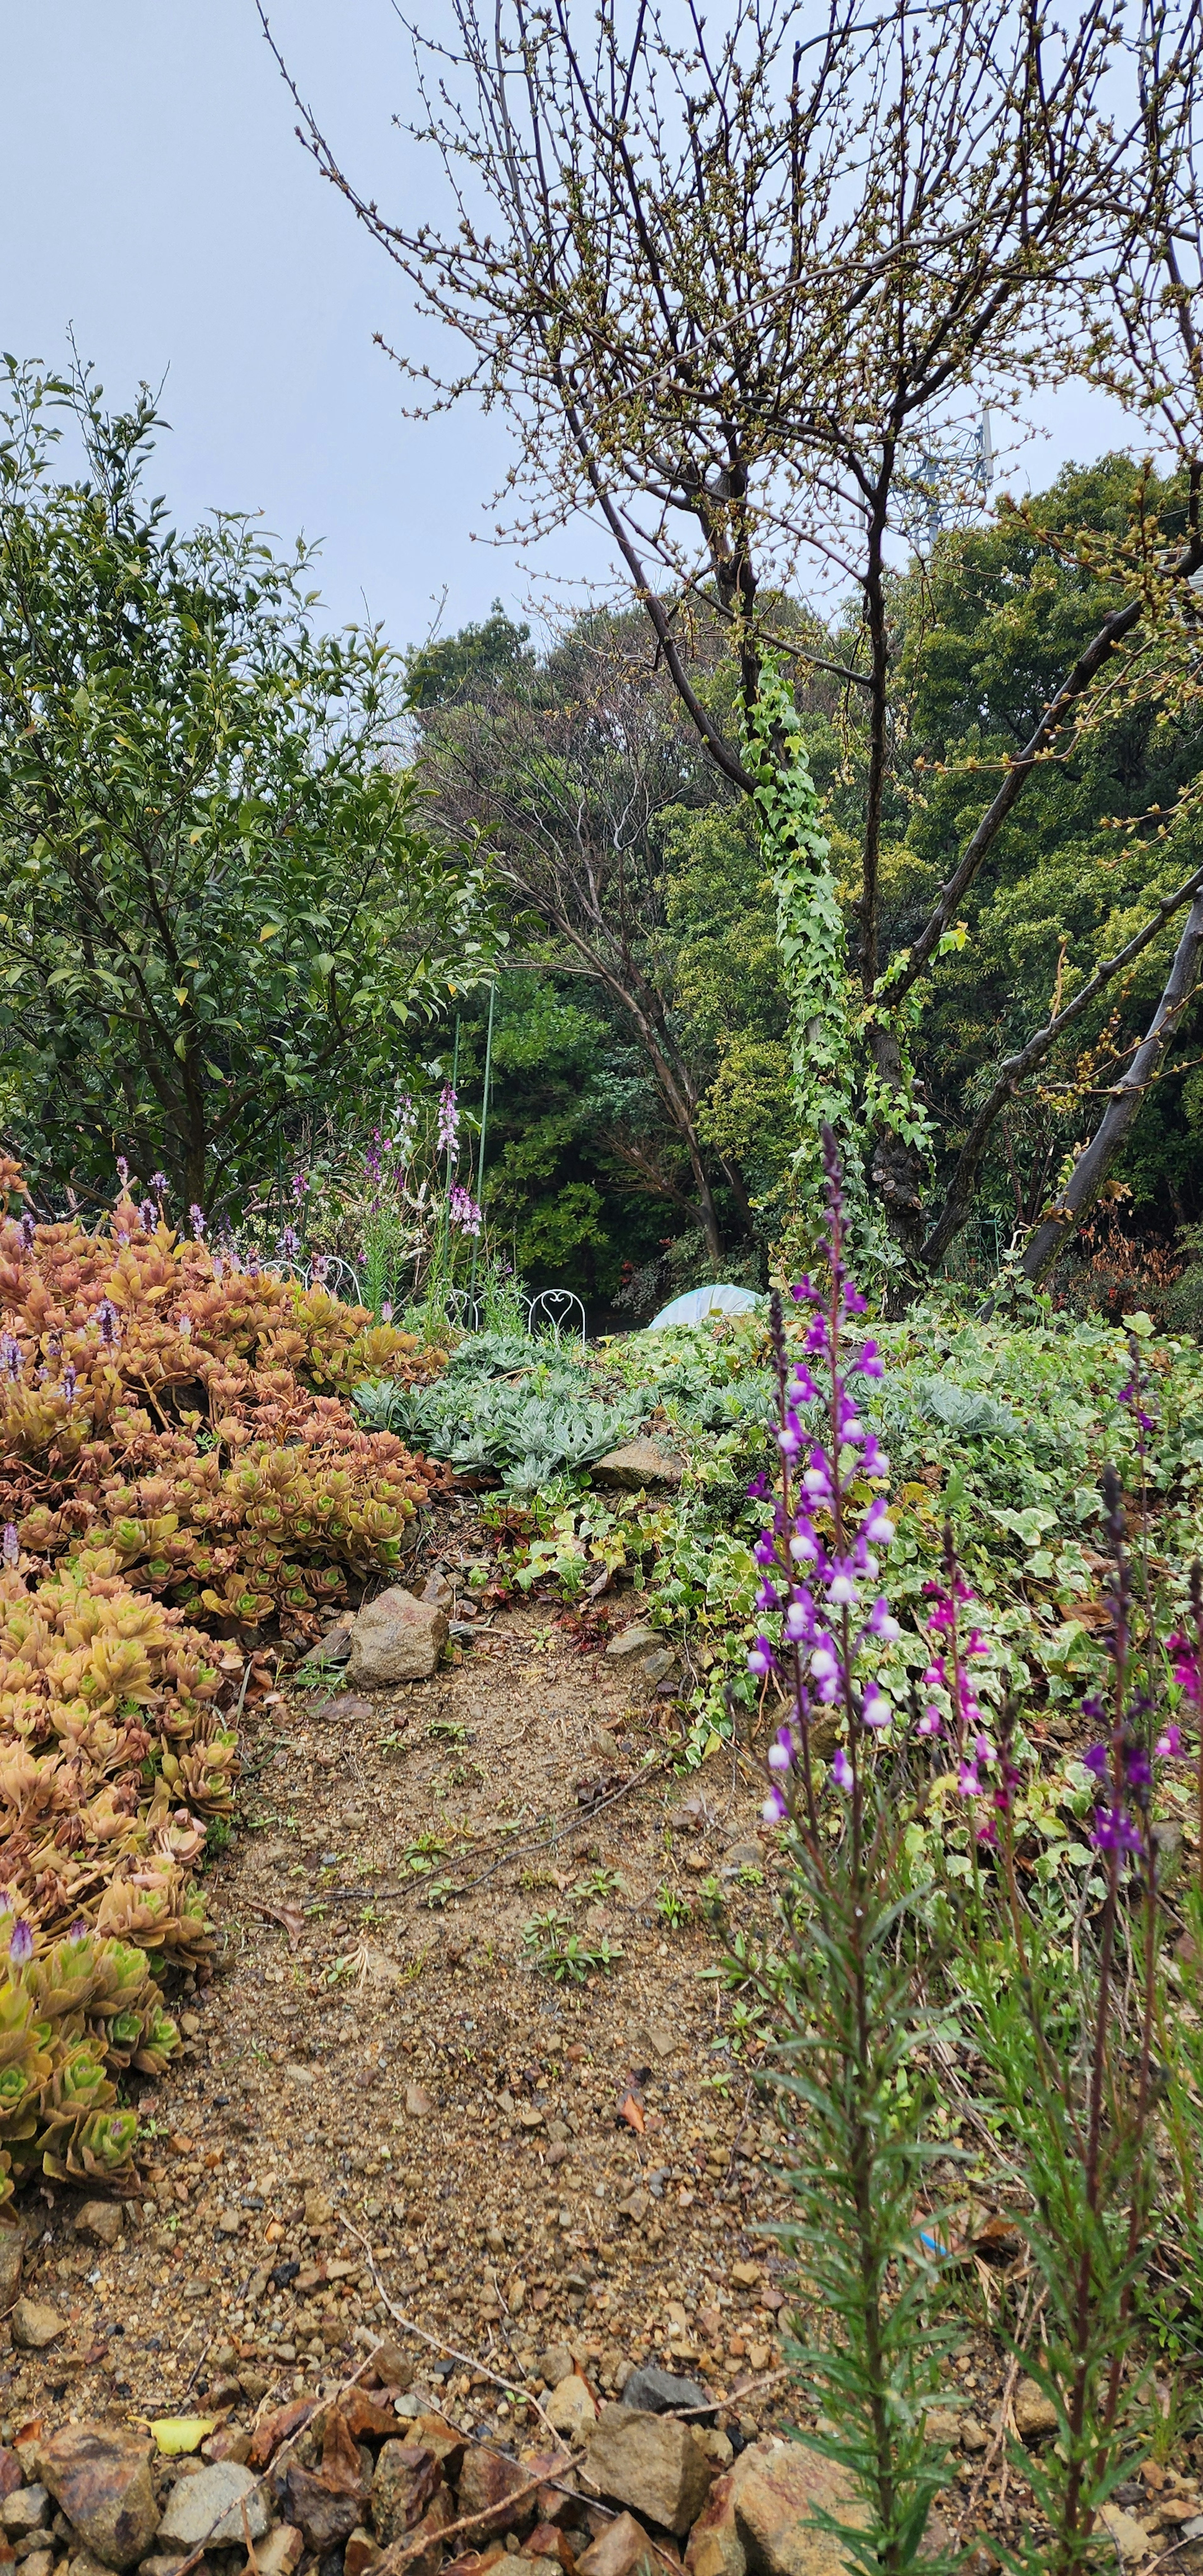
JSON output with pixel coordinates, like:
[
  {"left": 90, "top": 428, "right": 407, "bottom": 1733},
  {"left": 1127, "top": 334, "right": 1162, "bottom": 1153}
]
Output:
[{"left": 3, "top": 2, "right": 1137, "bottom": 655}]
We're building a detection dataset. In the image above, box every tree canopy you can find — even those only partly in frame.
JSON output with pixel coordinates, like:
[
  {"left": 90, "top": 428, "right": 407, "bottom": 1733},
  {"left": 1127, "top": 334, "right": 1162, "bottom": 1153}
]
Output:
[{"left": 0, "top": 362, "right": 493, "bottom": 1217}]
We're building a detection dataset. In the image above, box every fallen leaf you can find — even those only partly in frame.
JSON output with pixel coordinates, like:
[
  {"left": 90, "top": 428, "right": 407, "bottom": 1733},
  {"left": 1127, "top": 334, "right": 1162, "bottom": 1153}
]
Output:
[
  {"left": 618, "top": 2094, "right": 645, "bottom": 2135},
  {"left": 151, "top": 2417, "right": 218, "bottom": 2456},
  {"left": 252, "top": 1902, "right": 305, "bottom": 1940}
]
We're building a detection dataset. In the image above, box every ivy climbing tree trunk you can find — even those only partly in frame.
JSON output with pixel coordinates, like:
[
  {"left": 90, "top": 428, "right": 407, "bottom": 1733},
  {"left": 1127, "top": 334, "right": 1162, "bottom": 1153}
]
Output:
[{"left": 742, "top": 660, "right": 870, "bottom": 1263}]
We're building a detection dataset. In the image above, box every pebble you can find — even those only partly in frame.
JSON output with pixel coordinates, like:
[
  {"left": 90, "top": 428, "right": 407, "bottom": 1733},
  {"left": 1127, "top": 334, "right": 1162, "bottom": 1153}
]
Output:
[
  {"left": 10, "top": 2299, "right": 65, "bottom": 2351},
  {"left": 539, "top": 2346, "right": 574, "bottom": 2389},
  {"left": 1012, "top": 2380, "right": 1058, "bottom": 2440},
  {"left": 621, "top": 2367, "right": 711, "bottom": 2418},
  {"left": 0, "top": 2486, "right": 50, "bottom": 2536},
  {"left": 1099, "top": 2503, "right": 1153, "bottom": 2562},
  {"left": 544, "top": 2376, "right": 598, "bottom": 2437},
  {"left": 73, "top": 2203, "right": 123, "bottom": 2252}
]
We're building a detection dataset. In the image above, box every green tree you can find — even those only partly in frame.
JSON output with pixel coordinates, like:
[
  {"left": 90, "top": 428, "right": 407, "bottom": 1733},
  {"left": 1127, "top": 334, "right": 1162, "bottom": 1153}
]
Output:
[
  {"left": 413, "top": 603, "right": 830, "bottom": 1272},
  {"left": 0, "top": 361, "right": 492, "bottom": 1216}
]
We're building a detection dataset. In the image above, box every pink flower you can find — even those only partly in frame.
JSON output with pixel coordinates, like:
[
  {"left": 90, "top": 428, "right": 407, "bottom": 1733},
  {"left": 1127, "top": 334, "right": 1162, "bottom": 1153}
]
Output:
[{"left": 831, "top": 1747, "right": 854, "bottom": 1792}]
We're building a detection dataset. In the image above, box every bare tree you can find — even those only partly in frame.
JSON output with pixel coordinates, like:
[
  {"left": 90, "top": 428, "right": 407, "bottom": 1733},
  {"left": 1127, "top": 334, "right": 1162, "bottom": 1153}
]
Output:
[{"left": 261, "top": 0, "right": 1203, "bottom": 1283}]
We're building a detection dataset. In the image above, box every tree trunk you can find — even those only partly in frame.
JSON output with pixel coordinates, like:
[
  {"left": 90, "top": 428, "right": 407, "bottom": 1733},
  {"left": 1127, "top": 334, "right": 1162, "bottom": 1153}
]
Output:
[{"left": 1021, "top": 891, "right": 1203, "bottom": 1283}]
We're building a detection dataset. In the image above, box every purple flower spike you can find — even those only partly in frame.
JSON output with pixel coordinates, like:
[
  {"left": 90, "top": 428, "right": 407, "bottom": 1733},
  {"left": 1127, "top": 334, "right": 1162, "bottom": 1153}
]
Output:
[
  {"left": 8, "top": 1919, "right": 33, "bottom": 1967},
  {"left": 1156, "top": 1723, "right": 1185, "bottom": 1759},
  {"left": 1092, "top": 1804, "right": 1143, "bottom": 1856},
  {"left": 1, "top": 1525, "right": 18, "bottom": 1569},
  {"left": 762, "top": 1784, "right": 789, "bottom": 1824},
  {"left": 831, "top": 1747, "right": 854, "bottom": 1792},
  {"left": 748, "top": 1636, "right": 775, "bottom": 1677}
]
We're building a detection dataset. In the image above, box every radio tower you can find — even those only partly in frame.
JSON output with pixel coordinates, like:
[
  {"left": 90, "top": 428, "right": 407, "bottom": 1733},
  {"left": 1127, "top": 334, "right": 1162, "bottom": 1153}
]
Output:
[{"left": 902, "top": 407, "right": 995, "bottom": 552}]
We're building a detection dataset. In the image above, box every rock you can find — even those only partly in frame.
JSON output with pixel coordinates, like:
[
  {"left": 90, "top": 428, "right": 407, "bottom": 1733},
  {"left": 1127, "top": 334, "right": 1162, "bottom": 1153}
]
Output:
[
  {"left": 340, "top": 2395, "right": 405, "bottom": 2444},
  {"left": 456, "top": 2447, "right": 534, "bottom": 2537},
  {"left": 719, "top": 1844, "right": 762, "bottom": 1875},
  {"left": 539, "top": 2345, "right": 576, "bottom": 2389},
  {"left": 0, "top": 2447, "right": 21, "bottom": 2501},
  {"left": 0, "top": 2228, "right": 23, "bottom": 2306},
  {"left": 403, "top": 2489, "right": 455, "bottom": 2576},
  {"left": 620, "top": 2367, "right": 711, "bottom": 2420},
  {"left": 248, "top": 2404, "right": 317, "bottom": 2473},
  {"left": 959, "top": 2416, "right": 988, "bottom": 2454},
  {"left": 141, "top": 2555, "right": 202, "bottom": 2576},
  {"left": 1, "top": 2485, "right": 50, "bottom": 2535},
  {"left": 1099, "top": 2504, "right": 1153, "bottom": 2562},
  {"left": 405, "top": 2085, "right": 435, "bottom": 2119},
  {"left": 157, "top": 2462, "right": 269, "bottom": 2549},
  {"left": 594, "top": 1445, "right": 684, "bottom": 1493},
  {"left": 640, "top": 1649, "right": 678, "bottom": 1685},
  {"left": 40, "top": 2429, "right": 160, "bottom": 2573},
  {"left": 638, "top": 2019, "right": 683, "bottom": 2064},
  {"left": 730, "top": 2264, "right": 761, "bottom": 2290},
  {"left": 20, "top": 2551, "right": 53, "bottom": 2576},
  {"left": 698, "top": 2433, "right": 734, "bottom": 2473},
  {"left": 10, "top": 2298, "right": 66, "bottom": 2351},
  {"left": 277, "top": 2470, "right": 361, "bottom": 2557},
  {"left": 576, "top": 2514, "right": 659, "bottom": 2576},
  {"left": 409, "top": 2418, "right": 465, "bottom": 2480},
  {"left": 346, "top": 1591, "right": 449, "bottom": 1687},
  {"left": 303, "top": 2191, "right": 334, "bottom": 2229},
  {"left": 203, "top": 2431, "right": 252, "bottom": 2466},
  {"left": 1012, "top": 2380, "right": 1058, "bottom": 2441},
  {"left": 362, "top": 2339, "right": 414, "bottom": 2392},
  {"left": 65, "top": 2551, "right": 122, "bottom": 2576},
  {"left": 526, "top": 2524, "right": 576, "bottom": 2571},
  {"left": 244, "top": 2536, "right": 302, "bottom": 2576},
  {"left": 344, "top": 2532, "right": 381, "bottom": 2576},
  {"left": 685, "top": 2468, "right": 746, "bottom": 2576},
  {"left": 734, "top": 2440, "right": 866, "bottom": 2576},
  {"left": 603, "top": 1627, "right": 660, "bottom": 1661},
  {"left": 545, "top": 2377, "right": 598, "bottom": 2439},
  {"left": 583, "top": 2409, "right": 711, "bottom": 2538},
  {"left": 74, "top": 2201, "right": 123, "bottom": 2251},
  {"left": 921, "top": 2410, "right": 962, "bottom": 2450},
  {"left": 370, "top": 2444, "right": 446, "bottom": 2545}
]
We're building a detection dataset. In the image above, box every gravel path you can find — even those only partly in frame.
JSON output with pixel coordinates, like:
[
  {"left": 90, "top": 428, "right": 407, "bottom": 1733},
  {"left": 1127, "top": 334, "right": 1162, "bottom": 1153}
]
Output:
[{"left": 0, "top": 1523, "right": 795, "bottom": 2451}]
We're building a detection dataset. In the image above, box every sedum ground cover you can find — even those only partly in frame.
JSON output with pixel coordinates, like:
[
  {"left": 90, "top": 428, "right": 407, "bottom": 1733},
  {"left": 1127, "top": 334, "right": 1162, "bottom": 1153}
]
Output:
[{"left": 0, "top": 1166, "right": 449, "bottom": 2212}]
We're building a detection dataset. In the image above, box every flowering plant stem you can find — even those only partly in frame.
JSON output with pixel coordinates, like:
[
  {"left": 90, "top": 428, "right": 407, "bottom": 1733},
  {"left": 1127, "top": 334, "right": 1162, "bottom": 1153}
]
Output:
[
  {"left": 745, "top": 1131, "right": 959, "bottom": 2573},
  {"left": 966, "top": 1470, "right": 1161, "bottom": 2574}
]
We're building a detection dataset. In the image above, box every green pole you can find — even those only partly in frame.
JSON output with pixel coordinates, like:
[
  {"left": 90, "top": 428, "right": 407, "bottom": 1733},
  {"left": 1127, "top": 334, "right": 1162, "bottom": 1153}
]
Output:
[{"left": 470, "top": 981, "right": 497, "bottom": 1308}]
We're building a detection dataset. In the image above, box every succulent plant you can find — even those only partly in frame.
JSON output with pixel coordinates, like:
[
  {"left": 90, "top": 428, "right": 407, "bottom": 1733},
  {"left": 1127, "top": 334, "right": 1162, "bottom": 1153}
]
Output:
[{"left": 0, "top": 1159, "right": 452, "bottom": 2201}]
